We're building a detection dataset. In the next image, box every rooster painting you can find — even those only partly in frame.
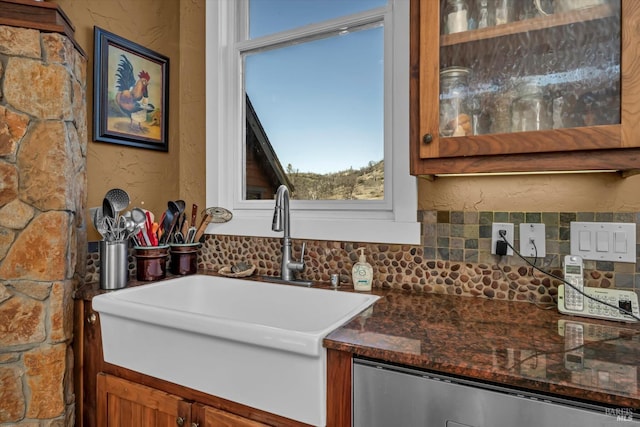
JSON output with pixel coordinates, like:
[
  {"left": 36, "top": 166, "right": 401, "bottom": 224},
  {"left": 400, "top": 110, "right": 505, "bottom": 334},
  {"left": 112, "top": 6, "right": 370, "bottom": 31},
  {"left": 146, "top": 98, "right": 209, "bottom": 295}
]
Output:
[{"left": 114, "top": 54, "right": 155, "bottom": 131}]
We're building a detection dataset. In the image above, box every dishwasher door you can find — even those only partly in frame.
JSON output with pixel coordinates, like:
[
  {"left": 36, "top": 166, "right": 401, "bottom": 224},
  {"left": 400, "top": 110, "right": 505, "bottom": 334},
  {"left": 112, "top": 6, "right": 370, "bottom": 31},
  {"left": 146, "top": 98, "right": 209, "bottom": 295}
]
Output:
[{"left": 353, "top": 359, "right": 633, "bottom": 427}]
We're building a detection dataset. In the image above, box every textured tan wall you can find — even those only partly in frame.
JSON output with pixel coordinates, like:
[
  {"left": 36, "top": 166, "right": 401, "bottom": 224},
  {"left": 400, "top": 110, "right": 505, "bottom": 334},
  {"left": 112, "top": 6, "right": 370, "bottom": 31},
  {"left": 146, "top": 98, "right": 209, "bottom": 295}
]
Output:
[
  {"left": 56, "top": 0, "right": 206, "bottom": 241},
  {"left": 418, "top": 172, "right": 640, "bottom": 212},
  {"left": 54, "top": 0, "right": 639, "bottom": 236}
]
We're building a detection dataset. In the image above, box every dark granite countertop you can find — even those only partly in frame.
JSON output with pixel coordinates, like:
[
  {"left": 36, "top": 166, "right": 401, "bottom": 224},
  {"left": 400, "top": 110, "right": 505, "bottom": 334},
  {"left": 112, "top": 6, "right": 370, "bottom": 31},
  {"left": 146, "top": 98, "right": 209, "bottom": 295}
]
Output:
[
  {"left": 324, "top": 288, "right": 640, "bottom": 411},
  {"left": 76, "top": 274, "right": 640, "bottom": 410}
]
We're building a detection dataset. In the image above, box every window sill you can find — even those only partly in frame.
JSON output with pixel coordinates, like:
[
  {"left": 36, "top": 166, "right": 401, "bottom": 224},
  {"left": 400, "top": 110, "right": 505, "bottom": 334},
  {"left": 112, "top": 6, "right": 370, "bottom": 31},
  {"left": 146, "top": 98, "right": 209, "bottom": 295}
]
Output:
[{"left": 206, "top": 211, "right": 421, "bottom": 245}]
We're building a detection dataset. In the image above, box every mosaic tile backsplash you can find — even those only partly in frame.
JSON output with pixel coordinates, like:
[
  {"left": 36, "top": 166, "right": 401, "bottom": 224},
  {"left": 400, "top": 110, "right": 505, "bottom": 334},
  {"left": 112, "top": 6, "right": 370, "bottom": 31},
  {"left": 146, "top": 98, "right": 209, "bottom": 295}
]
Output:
[{"left": 85, "top": 210, "right": 640, "bottom": 303}]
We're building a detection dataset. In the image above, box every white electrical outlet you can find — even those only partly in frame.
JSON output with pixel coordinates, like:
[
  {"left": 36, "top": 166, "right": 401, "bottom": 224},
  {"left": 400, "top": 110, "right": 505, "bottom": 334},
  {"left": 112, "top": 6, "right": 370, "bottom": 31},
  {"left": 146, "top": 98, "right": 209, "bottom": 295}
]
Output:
[
  {"left": 491, "top": 223, "right": 514, "bottom": 256},
  {"left": 519, "top": 223, "right": 546, "bottom": 258}
]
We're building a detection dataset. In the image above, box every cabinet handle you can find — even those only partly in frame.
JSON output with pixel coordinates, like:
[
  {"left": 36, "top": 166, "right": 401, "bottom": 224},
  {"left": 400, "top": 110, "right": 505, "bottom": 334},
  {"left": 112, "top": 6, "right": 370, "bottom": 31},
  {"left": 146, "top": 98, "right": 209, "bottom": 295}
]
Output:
[
  {"left": 191, "top": 423, "right": 199, "bottom": 427},
  {"left": 422, "top": 133, "right": 433, "bottom": 144},
  {"left": 176, "top": 416, "right": 185, "bottom": 426},
  {"left": 86, "top": 313, "right": 97, "bottom": 324}
]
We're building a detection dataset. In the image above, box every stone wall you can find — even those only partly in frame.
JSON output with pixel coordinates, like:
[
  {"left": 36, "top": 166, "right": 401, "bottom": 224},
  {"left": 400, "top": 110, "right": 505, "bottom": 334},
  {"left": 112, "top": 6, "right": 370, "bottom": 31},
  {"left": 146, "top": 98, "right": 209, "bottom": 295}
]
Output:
[{"left": 0, "top": 25, "right": 87, "bottom": 425}]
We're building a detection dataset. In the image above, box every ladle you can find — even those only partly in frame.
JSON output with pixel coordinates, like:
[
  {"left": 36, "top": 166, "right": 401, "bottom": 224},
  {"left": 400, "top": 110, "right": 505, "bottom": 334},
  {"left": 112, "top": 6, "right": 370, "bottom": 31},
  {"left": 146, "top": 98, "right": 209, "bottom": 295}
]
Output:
[
  {"left": 105, "top": 188, "right": 130, "bottom": 217},
  {"left": 102, "top": 198, "right": 116, "bottom": 220}
]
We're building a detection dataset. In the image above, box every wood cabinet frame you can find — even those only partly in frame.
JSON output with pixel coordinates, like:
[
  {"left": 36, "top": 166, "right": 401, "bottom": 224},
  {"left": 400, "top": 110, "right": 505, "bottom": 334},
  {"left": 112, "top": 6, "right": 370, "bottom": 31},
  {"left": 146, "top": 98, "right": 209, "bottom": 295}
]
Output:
[{"left": 409, "top": 0, "right": 640, "bottom": 175}]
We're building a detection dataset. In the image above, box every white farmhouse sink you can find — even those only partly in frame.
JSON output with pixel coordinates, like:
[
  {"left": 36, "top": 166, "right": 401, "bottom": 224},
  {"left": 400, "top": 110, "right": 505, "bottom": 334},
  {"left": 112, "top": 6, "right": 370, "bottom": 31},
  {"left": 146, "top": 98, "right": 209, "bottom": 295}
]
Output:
[{"left": 92, "top": 274, "right": 379, "bottom": 426}]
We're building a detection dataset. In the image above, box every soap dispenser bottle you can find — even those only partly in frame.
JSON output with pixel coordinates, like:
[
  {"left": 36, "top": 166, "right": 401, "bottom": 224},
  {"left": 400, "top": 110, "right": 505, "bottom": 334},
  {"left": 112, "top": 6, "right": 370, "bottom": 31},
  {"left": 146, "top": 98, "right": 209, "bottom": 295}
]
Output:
[{"left": 352, "top": 248, "right": 373, "bottom": 291}]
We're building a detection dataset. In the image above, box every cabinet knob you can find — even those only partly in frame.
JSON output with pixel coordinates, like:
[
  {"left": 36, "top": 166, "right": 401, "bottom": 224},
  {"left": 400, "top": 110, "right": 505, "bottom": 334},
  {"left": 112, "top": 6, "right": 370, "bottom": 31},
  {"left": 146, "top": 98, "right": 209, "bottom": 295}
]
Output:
[
  {"left": 191, "top": 424, "right": 200, "bottom": 427},
  {"left": 422, "top": 133, "right": 433, "bottom": 144},
  {"left": 86, "top": 313, "right": 97, "bottom": 324},
  {"left": 176, "top": 416, "right": 185, "bottom": 426}
]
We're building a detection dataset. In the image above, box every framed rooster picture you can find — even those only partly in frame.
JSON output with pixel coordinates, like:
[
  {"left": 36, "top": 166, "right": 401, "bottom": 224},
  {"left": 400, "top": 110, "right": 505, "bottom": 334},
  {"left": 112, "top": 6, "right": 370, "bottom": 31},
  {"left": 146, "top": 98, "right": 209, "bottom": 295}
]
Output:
[{"left": 93, "top": 27, "right": 169, "bottom": 151}]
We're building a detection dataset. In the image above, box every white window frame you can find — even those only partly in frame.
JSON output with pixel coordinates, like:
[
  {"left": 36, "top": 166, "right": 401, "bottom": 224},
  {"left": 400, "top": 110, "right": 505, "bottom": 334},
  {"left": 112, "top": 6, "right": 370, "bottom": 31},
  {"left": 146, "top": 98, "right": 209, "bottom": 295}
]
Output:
[{"left": 205, "top": 0, "right": 419, "bottom": 244}]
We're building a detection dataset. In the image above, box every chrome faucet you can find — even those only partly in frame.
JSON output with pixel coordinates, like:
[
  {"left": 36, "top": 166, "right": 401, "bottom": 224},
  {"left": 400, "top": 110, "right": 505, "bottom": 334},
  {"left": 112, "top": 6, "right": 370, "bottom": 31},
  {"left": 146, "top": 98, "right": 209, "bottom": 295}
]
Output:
[{"left": 272, "top": 185, "right": 306, "bottom": 282}]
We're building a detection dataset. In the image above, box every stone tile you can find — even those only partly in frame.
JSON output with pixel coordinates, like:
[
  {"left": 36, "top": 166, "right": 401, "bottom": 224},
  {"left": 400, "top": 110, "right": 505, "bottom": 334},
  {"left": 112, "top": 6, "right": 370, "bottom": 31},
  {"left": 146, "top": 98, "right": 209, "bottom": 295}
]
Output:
[
  {"left": 0, "top": 365, "right": 25, "bottom": 423},
  {"left": 49, "top": 282, "right": 72, "bottom": 342},
  {"left": 0, "top": 105, "right": 30, "bottom": 159},
  {"left": 559, "top": 212, "right": 576, "bottom": 226},
  {"left": 595, "top": 212, "right": 613, "bottom": 222},
  {"left": 451, "top": 224, "right": 464, "bottom": 238},
  {"left": 4, "top": 58, "right": 72, "bottom": 120},
  {"left": 0, "top": 199, "right": 35, "bottom": 229},
  {"left": 18, "top": 121, "right": 74, "bottom": 211},
  {"left": 525, "top": 212, "right": 541, "bottom": 223},
  {"left": 0, "top": 294, "right": 45, "bottom": 346},
  {"left": 542, "top": 212, "right": 559, "bottom": 226},
  {"left": 9, "top": 281, "right": 51, "bottom": 301},
  {"left": 463, "top": 211, "right": 478, "bottom": 224},
  {"left": 0, "top": 211, "right": 69, "bottom": 281},
  {"left": 421, "top": 210, "right": 437, "bottom": 224},
  {"left": 451, "top": 211, "right": 464, "bottom": 224},
  {"left": 510, "top": 211, "right": 524, "bottom": 225},
  {"left": 0, "top": 26, "right": 40, "bottom": 58},
  {"left": 0, "top": 161, "right": 18, "bottom": 207},
  {"left": 437, "top": 210, "right": 450, "bottom": 223},
  {"left": 24, "top": 344, "right": 66, "bottom": 418},
  {"left": 479, "top": 224, "right": 492, "bottom": 239},
  {"left": 41, "top": 33, "right": 74, "bottom": 66},
  {"left": 576, "top": 212, "right": 595, "bottom": 222},
  {"left": 614, "top": 212, "right": 635, "bottom": 222},
  {"left": 494, "top": 211, "right": 509, "bottom": 222}
]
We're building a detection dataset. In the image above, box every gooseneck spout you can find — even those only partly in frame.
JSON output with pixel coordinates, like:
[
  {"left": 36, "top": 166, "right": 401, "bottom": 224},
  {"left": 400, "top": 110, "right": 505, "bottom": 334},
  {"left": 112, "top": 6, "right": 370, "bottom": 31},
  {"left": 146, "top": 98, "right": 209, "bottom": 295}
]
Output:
[{"left": 272, "top": 185, "right": 305, "bottom": 282}]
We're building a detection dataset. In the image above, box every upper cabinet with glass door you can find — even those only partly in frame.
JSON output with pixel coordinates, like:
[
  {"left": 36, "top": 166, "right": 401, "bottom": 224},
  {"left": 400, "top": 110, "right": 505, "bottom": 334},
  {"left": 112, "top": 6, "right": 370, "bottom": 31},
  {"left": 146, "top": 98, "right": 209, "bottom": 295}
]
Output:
[{"left": 410, "top": 0, "right": 640, "bottom": 175}]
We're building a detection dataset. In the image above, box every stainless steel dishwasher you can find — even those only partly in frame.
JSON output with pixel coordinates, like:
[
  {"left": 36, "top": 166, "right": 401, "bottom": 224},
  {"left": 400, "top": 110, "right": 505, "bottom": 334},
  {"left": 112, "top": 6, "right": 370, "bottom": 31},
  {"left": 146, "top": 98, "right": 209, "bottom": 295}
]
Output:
[{"left": 353, "top": 358, "right": 637, "bottom": 427}]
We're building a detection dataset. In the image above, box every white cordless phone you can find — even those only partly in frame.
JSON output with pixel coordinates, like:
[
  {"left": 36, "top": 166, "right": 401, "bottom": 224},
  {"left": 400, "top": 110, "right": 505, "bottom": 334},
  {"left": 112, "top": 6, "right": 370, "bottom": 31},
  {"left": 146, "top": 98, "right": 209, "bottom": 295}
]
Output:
[
  {"left": 563, "top": 255, "right": 584, "bottom": 312},
  {"left": 557, "top": 255, "right": 639, "bottom": 322}
]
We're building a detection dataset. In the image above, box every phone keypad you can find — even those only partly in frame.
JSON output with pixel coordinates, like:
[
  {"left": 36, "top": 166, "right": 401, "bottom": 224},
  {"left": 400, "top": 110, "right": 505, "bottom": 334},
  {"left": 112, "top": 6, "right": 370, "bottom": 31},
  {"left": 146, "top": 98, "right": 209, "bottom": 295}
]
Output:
[
  {"left": 560, "top": 285, "right": 640, "bottom": 322},
  {"left": 586, "top": 292, "right": 637, "bottom": 321},
  {"left": 564, "top": 277, "right": 584, "bottom": 311}
]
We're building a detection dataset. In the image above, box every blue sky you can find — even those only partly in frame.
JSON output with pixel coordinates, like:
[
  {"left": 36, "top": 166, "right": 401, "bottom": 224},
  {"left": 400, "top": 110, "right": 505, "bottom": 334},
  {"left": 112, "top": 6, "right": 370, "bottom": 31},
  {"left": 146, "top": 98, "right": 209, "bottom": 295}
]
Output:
[{"left": 245, "top": 0, "right": 387, "bottom": 174}]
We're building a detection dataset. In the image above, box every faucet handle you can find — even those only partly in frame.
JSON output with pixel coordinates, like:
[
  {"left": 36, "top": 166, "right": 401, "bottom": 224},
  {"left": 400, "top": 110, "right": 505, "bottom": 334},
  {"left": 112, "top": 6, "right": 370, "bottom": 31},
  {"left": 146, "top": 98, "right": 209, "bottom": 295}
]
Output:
[{"left": 299, "top": 242, "right": 306, "bottom": 262}]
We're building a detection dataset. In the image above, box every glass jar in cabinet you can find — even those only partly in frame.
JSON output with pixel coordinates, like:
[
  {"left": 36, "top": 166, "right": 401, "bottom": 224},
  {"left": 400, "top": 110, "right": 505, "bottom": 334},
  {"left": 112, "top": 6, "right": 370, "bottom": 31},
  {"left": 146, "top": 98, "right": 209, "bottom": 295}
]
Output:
[
  {"left": 444, "top": 0, "right": 470, "bottom": 34},
  {"left": 439, "top": 66, "right": 473, "bottom": 137},
  {"left": 511, "top": 82, "right": 551, "bottom": 132}
]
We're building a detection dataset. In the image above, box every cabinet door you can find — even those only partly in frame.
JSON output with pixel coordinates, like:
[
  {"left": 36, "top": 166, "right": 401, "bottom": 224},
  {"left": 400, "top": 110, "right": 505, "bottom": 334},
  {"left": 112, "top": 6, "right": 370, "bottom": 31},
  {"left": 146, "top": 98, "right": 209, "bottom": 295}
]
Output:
[
  {"left": 97, "top": 374, "right": 192, "bottom": 427},
  {"left": 74, "top": 299, "right": 104, "bottom": 427},
  {"left": 192, "top": 403, "right": 269, "bottom": 427},
  {"left": 410, "top": 0, "right": 640, "bottom": 175}
]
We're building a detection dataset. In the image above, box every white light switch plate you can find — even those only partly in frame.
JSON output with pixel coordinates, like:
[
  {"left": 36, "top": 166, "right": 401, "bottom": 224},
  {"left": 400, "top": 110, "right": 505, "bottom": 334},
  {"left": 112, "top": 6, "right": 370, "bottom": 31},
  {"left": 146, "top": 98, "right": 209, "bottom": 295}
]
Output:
[
  {"left": 570, "top": 222, "right": 636, "bottom": 263},
  {"left": 520, "top": 223, "right": 546, "bottom": 258}
]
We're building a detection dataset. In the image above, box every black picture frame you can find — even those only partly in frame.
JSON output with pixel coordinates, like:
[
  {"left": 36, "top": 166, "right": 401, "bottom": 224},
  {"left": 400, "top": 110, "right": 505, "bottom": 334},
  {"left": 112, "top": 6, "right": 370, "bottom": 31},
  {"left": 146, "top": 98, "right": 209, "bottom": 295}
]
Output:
[{"left": 93, "top": 27, "right": 169, "bottom": 151}]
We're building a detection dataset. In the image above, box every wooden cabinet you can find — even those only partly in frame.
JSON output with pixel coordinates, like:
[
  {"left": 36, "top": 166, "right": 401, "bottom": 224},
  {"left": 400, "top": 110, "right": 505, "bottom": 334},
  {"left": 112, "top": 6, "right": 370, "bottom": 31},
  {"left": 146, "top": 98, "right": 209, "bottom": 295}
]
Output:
[
  {"left": 74, "top": 299, "right": 104, "bottom": 427},
  {"left": 96, "top": 374, "right": 281, "bottom": 427},
  {"left": 192, "top": 403, "right": 269, "bottom": 427},
  {"left": 409, "top": 0, "right": 640, "bottom": 175},
  {"left": 97, "top": 374, "right": 192, "bottom": 427}
]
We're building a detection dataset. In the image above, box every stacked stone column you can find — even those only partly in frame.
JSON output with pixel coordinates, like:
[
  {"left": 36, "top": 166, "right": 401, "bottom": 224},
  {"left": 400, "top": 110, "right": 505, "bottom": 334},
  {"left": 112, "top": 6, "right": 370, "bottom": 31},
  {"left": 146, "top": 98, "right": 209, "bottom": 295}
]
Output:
[{"left": 0, "top": 25, "right": 87, "bottom": 425}]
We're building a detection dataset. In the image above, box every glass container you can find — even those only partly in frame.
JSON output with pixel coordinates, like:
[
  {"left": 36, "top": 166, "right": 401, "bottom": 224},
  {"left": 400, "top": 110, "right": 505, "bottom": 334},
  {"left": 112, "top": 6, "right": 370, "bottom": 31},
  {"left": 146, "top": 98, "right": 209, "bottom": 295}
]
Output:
[
  {"left": 511, "top": 82, "right": 551, "bottom": 132},
  {"left": 440, "top": 66, "right": 473, "bottom": 137},
  {"left": 494, "top": 0, "right": 515, "bottom": 25},
  {"left": 444, "top": 0, "right": 470, "bottom": 34},
  {"left": 477, "top": 0, "right": 492, "bottom": 29}
]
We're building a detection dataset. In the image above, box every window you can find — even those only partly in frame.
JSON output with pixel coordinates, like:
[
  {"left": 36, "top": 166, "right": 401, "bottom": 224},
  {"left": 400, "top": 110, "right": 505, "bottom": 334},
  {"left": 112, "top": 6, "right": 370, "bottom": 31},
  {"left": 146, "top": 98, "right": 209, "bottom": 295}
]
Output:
[{"left": 205, "top": 0, "right": 419, "bottom": 244}]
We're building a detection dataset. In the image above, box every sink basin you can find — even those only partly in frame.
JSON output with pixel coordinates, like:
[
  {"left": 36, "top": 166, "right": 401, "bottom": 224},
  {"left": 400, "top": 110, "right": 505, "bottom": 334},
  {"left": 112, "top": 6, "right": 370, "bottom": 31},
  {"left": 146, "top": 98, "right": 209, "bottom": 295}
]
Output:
[{"left": 92, "top": 274, "right": 379, "bottom": 426}]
